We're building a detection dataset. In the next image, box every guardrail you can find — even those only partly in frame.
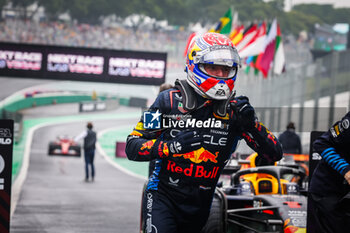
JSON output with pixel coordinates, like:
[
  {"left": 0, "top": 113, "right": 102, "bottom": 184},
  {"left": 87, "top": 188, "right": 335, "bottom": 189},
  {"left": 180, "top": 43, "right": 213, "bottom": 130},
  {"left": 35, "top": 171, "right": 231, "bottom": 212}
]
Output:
[{"left": 0, "top": 93, "right": 119, "bottom": 143}]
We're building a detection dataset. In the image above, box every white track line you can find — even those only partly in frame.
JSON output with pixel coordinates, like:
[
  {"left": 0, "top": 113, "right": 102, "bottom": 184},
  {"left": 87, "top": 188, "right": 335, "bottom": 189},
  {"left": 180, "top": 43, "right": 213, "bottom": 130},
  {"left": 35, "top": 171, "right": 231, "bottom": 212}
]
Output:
[
  {"left": 12, "top": 121, "right": 58, "bottom": 217},
  {"left": 97, "top": 127, "right": 147, "bottom": 181}
]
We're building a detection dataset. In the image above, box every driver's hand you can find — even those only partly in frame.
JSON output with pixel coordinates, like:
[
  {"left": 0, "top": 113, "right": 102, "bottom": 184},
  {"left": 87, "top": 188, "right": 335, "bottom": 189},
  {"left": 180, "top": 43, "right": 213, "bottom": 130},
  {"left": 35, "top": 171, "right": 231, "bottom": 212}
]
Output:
[
  {"left": 166, "top": 130, "right": 203, "bottom": 156},
  {"left": 230, "top": 96, "right": 256, "bottom": 129},
  {"left": 344, "top": 171, "right": 350, "bottom": 185}
]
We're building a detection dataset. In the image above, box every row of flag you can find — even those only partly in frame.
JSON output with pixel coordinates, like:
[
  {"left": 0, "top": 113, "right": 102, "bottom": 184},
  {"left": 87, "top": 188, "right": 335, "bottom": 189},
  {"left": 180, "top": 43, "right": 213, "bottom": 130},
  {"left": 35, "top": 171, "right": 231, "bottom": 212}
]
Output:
[
  {"left": 214, "top": 8, "right": 286, "bottom": 78},
  {"left": 185, "top": 8, "right": 286, "bottom": 78}
]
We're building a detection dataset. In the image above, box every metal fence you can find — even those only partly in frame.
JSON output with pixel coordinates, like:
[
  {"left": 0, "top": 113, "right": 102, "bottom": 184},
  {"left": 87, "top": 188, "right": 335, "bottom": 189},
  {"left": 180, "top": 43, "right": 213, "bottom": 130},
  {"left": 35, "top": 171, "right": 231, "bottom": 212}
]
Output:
[{"left": 235, "top": 49, "right": 350, "bottom": 134}]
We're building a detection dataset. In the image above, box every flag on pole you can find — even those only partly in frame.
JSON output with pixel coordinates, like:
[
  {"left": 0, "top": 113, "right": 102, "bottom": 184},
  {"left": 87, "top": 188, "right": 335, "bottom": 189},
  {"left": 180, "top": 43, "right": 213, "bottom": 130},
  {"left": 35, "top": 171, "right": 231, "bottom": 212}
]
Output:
[
  {"left": 273, "top": 22, "right": 286, "bottom": 75},
  {"left": 211, "top": 8, "right": 233, "bottom": 35},
  {"left": 235, "top": 23, "right": 258, "bottom": 52},
  {"left": 232, "top": 9, "right": 239, "bottom": 30},
  {"left": 231, "top": 25, "right": 244, "bottom": 45},
  {"left": 253, "top": 22, "right": 271, "bottom": 76},
  {"left": 245, "top": 56, "right": 254, "bottom": 74},
  {"left": 239, "top": 22, "right": 267, "bottom": 58},
  {"left": 255, "top": 19, "right": 278, "bottom": 78}
]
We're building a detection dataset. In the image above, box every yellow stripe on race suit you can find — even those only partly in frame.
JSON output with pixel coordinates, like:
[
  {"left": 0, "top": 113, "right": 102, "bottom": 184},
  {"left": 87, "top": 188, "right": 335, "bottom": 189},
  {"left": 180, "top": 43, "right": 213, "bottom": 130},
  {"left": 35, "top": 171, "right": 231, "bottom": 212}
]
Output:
[{"left": 135, "top": 122, "right": 145, "bottom": 130}]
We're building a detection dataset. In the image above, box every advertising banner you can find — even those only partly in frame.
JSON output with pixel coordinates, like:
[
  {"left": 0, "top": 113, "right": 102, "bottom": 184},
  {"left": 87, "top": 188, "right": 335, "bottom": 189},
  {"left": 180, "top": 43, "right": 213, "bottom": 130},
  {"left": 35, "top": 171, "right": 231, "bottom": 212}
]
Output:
[
  {"left": 0, "top": 42, "right": 167, "bottom": 85},
  {"left": 0, "top": 120, "right": 13, "bottom": 232}
]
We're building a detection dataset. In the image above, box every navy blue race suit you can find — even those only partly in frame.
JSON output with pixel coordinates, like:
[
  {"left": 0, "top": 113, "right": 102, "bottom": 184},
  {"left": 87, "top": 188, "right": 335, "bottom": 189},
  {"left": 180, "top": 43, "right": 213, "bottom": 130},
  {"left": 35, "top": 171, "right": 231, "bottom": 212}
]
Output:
[
  {"left": 126, "top": 88, "right": 282, "bottom": 233},
  {"left": 309, "top": 111, "right": 350, "bottom": 233}
]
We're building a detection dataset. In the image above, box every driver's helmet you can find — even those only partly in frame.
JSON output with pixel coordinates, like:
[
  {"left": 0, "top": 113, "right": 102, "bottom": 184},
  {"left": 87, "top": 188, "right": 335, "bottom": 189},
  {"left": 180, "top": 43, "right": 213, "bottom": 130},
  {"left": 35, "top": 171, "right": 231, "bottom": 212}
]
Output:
[{"left": 185, "top": 32, "right": 241, "bottom": 100}]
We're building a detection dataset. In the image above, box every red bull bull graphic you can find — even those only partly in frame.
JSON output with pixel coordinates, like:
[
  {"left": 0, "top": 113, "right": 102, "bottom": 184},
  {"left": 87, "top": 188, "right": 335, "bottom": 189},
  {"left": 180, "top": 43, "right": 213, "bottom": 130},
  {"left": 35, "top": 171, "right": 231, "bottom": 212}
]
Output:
[
  {"left": 138, "top": 140, "right": 155, "bottom": 156},
  {"left": 158, "top": 141, "right": 169, "bottom": 158},
  {"left": 167, "top": 160, "right": 220, "bottom": 179},
  {"left": 284, "top": 218, "right": 306, "bottom": 233},
  {"left": 173, "top": 147, "right": 218, "bottom": 163}
]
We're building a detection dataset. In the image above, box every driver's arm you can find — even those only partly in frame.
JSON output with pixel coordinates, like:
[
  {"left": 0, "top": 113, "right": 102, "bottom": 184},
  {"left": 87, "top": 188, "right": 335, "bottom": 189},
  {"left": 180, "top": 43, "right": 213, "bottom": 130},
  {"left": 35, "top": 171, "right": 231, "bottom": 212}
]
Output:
[
  {"left": 241, "top": 121, "right": 283, "bottom": 165},
  {"left": 313, "top": 112, "right": 350, "bottom": 183},
  {"left": 229, "top": 96, "right": 282, "bottom": 165},
  {"left": 125, "top": 91, "right": 170, "bottom": 161}
]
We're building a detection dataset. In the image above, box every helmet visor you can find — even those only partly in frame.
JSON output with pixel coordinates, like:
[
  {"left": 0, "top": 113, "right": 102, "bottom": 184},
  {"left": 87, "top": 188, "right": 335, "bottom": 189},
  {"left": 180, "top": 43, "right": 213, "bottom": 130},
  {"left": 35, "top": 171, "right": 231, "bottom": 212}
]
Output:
[
  {"left": 195, "top": 46, "right": 241, "bottom": 67},
  {"left": 199, "top": 63, "right": 237, "bottom": 79}
]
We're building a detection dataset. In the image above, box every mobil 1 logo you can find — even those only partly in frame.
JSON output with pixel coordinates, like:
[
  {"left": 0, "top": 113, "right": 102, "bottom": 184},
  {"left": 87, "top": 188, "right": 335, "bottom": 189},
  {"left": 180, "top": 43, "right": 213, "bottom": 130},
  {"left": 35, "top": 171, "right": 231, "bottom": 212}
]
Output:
[{"left": 0, "top": 119, "right": 14, "bottom": 231}]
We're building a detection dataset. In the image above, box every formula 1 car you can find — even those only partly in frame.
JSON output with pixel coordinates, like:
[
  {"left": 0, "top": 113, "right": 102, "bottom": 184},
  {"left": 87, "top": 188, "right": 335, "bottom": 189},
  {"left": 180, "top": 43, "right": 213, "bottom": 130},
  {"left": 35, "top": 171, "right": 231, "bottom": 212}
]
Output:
[
  {"left": 201, "top": 153, "right": 308, "bottom": 233},
  {"left": 48, "top": 135, "right": 81, "bottom": 157}
]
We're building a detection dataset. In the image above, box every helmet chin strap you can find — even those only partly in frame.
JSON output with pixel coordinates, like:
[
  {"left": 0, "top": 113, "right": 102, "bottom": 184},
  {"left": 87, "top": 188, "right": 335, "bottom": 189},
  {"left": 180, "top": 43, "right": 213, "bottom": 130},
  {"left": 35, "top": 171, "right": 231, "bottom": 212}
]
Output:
[
  {"left": 213, "top": 90, "right": 236, "bottom": 117},
  {"left": 175, "top": 79, "right": 198, "bottom": 111}
]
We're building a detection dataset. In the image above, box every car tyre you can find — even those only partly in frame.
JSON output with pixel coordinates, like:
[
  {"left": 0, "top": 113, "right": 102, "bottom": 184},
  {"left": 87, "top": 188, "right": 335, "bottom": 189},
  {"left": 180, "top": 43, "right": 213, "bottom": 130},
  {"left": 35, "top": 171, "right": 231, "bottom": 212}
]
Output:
[
  {"left": 201, "top": 194, "right": 224, "bottom": 233},
  {"left": 70, "top": 145, "right": 81, "bottom": 157},
  {"left": 48, "top": 143, "right": 59, "bottom": 155}
]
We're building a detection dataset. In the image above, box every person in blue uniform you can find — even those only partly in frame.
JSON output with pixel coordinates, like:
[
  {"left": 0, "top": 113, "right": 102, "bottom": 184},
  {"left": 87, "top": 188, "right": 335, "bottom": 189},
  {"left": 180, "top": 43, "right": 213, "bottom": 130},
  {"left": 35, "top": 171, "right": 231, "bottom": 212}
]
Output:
[{"left": 309, "top": 111, "right": 350, "bottom": 233}]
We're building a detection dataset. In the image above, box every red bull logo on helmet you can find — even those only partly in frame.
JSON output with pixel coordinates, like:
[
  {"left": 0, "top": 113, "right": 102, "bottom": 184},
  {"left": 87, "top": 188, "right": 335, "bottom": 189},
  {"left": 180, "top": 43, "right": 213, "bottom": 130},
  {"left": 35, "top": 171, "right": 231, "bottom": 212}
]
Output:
[{"left": 173, "top": 147, "right": 218, "bottom": 163}]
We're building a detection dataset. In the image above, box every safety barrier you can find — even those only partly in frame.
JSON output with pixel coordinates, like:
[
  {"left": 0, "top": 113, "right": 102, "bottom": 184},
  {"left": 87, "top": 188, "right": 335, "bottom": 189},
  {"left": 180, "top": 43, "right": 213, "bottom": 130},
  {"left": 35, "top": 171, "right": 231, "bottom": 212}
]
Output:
[{"left": 0, "top": 93, "right": 122, "bottom": 143}]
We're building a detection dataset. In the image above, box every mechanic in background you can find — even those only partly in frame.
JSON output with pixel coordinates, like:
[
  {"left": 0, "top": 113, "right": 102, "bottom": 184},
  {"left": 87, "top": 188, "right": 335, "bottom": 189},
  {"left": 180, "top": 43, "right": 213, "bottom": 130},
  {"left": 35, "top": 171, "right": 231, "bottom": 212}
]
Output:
[
  {"left": 75, "top": 122, "right": 97, "bottom": 182},
  {"left": 126, "top": 32, "right": 282, "bottom": 233},
  {"left": 278, "top": 122, "right": 302, "bottom": 154},
  {"left": 309, "top": 111, "right": 350, "bottom": 232}
]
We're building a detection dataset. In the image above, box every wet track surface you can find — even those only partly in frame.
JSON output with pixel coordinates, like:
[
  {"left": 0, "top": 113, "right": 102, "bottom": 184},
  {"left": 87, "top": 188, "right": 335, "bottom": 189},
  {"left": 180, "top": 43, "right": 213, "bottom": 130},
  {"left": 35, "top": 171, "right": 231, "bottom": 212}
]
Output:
[
  {"left": 1, "top": 75, "right": 181, "bottom": 232},
  {"left": 10, "top": 106, "right": 146, "bottom": 232}
]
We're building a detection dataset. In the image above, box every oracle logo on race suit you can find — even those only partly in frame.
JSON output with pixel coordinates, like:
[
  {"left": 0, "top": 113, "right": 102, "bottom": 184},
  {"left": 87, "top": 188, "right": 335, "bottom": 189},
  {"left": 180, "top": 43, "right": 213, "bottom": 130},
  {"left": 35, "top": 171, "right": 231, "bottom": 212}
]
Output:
[
  {"left": 0, "top": 50, "right": 42, "bottom": 71},
  {"left": 170, "top": 130, "right": 227, "bottom": 146},
  {"left": 167, "top": 160, "right": 220, "bottom": 179}
]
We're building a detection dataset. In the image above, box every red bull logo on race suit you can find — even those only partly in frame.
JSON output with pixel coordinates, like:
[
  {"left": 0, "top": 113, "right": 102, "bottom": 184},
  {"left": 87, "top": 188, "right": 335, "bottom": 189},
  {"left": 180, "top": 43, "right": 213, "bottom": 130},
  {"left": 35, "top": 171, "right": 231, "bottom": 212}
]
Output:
[
  {"left": 138, "top": 140, "right": 155, "bottom": 156},
  {"left": 173, "top": 147, "right": 218, "bottom": 163},
  {"left": 167, "top": 161, "right": 220, "bottom": 179}
]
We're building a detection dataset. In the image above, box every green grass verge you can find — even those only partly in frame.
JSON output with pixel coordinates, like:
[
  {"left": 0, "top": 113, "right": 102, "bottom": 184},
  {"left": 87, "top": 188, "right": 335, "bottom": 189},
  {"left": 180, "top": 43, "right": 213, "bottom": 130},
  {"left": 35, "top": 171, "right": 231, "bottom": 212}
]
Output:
[{"left": 98, "top": 126, "right": 148, "bottom": 178}]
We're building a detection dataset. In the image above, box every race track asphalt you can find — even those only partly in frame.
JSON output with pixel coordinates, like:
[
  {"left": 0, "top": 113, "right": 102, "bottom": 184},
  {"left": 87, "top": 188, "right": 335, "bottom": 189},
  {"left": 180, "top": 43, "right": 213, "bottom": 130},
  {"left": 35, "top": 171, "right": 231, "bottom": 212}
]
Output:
[{"left": 10, "top": 105, "right": 147, "bottom": 233}]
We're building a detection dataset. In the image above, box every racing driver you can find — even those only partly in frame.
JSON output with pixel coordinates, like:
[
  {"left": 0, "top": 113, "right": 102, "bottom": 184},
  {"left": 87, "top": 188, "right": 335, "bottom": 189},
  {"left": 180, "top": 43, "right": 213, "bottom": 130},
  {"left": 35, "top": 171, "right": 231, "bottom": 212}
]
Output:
[{"left": 125, "top": 32, "right": 283, "bottom": 233}]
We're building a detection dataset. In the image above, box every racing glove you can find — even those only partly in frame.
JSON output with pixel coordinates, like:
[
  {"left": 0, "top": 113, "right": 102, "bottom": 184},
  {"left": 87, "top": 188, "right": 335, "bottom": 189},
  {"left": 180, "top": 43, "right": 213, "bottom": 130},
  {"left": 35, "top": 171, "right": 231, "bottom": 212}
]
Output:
[
  {"left": 167, "top": 130, "right": 202, "bottom": 155},
  {"left": 230, "top": 96, "right": 256, "bottom": 129}
]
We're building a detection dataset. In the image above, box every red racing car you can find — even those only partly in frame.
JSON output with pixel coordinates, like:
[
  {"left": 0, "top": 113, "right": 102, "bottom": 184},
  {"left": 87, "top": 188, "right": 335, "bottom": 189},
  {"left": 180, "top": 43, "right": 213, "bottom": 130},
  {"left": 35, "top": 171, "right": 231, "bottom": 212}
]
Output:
[{"left": 48, "top": 135, "right": 81, "bottom": 157}]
